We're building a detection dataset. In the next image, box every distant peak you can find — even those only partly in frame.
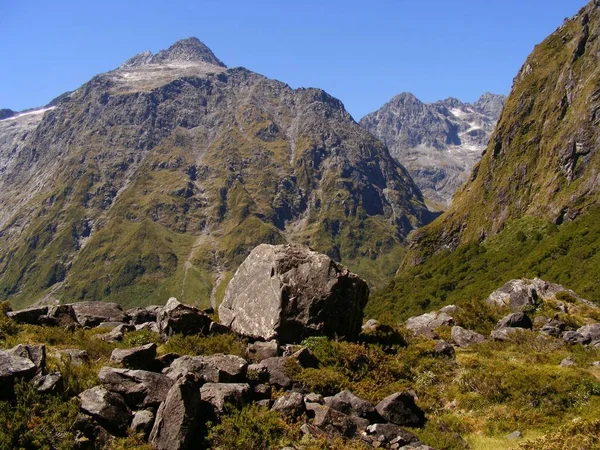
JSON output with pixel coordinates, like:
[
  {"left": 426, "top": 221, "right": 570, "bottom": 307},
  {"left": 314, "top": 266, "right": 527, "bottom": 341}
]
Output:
[
  {"left": 391, "top": 92, "right": 422, "bottom": 105},
  {"left": 120, "top": 37, "right": 226, "bottom": 69}
]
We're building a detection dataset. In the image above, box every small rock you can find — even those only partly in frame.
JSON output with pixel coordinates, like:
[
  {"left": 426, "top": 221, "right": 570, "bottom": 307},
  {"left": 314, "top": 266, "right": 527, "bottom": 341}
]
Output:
[
  {"left": 135, "top": 322, "right": 160, "bottom": 333},
  {"left": 130, "top": 409, "right": 154, "bottom": 438},
  {"left": 406, "top": 311, "right": 455, "bottom": 335},
  {"left": 0, "top": 350, "right": 37, "bottom": 398},
  {"left": 33, "top": 372, "right": 62, "bottom": 393},
  {"left": 310, "top": 403, "right": 357, "bottom": 438},
  {"left": 576, "top": 323, "right": 600, "bottom": 344},
  {"left": 366, "top": 423, "right": 419, "bottom": 446},
  {"left": 560, "top": 357, "right": 575, "bottom": 367},
  {"left": 200, "top": 382, "right": 250, "bottom": 414},
  {"left": 362, "top": 319, "right": 381, "bottom": 332},
  {"left": 110, "top": 343, "right": 157, "bottom": 370},
  {"left": 271, "top": 392, "right": 305, "bottom": 418},
  {"left": 164, "top": 354, "right": 247, "bottom": 383},
  {"left": 324, "top": 390, "right": 380, "bottom": 422},
  {"left": 55, "top": 349, "right": 90, "bottom": 366},
  {"left": 252, "top": 383, "right": 271, "bottom": 400},
  {"left": 305, "top": 392, "right": 325, "bottom": 404},
  {"left": 289, "top": 347, "right": 319, "bottom": 368},
  {"left": 247, "top": 362, "right": 270, "bottom": 383},
  {"left": 506, "top": 430, "right": 522, "bottom": 440},
  {"left": 256, "top": 399, "right": 272, "bottom": 408},
  {"left": 8, "top": 344, "right": 46, "bottom": 374},
  {"left": 451, "top": 326, "right": 485, "bottom": 348},
  {"left": 260, "top": 357, "right": 292, "bottom": 389},
  {"left": 541, "top": 319, "right": 566, "bottom": 337},
  {"left": 490, "top": 327, "right": 519, "bottom": 342},
  {"left": 375, "top": 392, "right": 425, "bottom": 427},
  {"left": 433, "top": 340, "right": 455, "bottom": 358},
  {"left": 496, "top": 312, "right": 532, "bottom": 329},
  {"left": 97, "top": 324, "right": 135, "bottom": 343},
  {"left": 247, "top": 340, "right": 280, "bottom": 362},
  {"left": 562, "top": 331, "right": 583, "bottom": 344},
  {"left": 156, "top": 297, "right": 212, "bottom": 337}
]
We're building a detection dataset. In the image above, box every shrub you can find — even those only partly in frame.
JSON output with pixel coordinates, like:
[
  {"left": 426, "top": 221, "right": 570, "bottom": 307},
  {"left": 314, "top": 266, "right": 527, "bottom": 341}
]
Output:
[
  {"left": 161, "top": 333, "right": 246, "bottom": 357},
  {"left": 517, "top": 419, "right": 600, "bottom": 450}
]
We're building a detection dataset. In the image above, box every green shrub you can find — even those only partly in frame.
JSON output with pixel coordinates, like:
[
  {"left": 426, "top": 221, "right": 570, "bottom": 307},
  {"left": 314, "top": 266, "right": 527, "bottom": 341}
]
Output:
[
  {"left": 161, "top": 333, "right": 246, "bottom": 357},
  {"left": 0, "top": 301, "right": 19, "bottom": 342},
  {"left": 517, "top": 419, "right": 600, "bottom": 450}
]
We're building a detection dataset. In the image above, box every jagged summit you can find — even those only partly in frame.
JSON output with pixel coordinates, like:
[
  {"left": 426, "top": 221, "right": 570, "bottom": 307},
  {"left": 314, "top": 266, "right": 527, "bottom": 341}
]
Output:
[{"left": 120, "top": 37, "right": 226, "bottom": 69}]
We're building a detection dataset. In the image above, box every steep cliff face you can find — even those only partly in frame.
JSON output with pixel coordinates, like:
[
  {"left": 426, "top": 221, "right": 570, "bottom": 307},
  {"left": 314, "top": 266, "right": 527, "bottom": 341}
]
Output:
[
  {"left": 0, "top": 38, "right": 433, "bottom": 309},
  {"left": 360, "top": 93, "right": 504, "bottom": 206},
  {"left": 367, "top": 0, "right": 600, "bottom": 320}
]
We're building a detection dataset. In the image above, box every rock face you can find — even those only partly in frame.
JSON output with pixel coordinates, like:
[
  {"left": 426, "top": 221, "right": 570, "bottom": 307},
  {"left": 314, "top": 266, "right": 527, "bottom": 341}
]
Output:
[
  {"left": 0, "top": 37, "right": 433, "bottom": 309},
  {"left": 219, "top": 244, "right": 369, "bottom": 343},
  {"left": 360, "top": 92, "right": 505, "bottom": 205},
  {"left": 149, "top": 375, "right": 203, "bottom": 450}
]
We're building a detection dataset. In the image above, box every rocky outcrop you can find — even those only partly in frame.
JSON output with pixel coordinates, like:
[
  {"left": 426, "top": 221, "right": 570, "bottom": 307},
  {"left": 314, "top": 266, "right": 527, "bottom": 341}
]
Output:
[{"left": 219, "top": 244, "right": 369, "bottom": 343}]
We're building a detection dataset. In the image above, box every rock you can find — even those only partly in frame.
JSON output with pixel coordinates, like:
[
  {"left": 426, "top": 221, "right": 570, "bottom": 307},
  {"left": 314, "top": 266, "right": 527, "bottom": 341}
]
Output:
[
  {"left": 289, "top": 347, "right": 319, "bottom": 368},
  {"left": 592, "top": 361, "right": 600, "bottom": 367},
  {"left": 247, "top": 363, "right": 270, "bottom": 383},
  {"left": 0, "top": 350, "right": 37, "bottom": 397},
  {"left": 496, "top": 312, "right": 532, "bottom": 329},
  {"left": 365, "top": 423, "right": 419, "bottom": 446},
  {"left": 506, "top": 430, "right": 522, "bottom": 440},
  {"left": 375, "top": 392, "right": 425, "bottom": 427},
  {"left": 490, "top": 327, "right": 519, "bottom": 341},
  {"left": 97, "top": 324, "right": 135, "bottom": 342},
  {"left": 71, "top": 414, "right": 115, "bottom": 448},
  {"left": 563, "top": 331, "right": 583, "bottom": 344},
  {"left": 157, "top": 352, "right": 180, "bottom": 368},
  {"left": 98, "top": 367, "right": 174, "bottom": 409},
  {"left": 200, "top": 382, "right": 250, "bottom": 414},
  {"left": 362, "top": 319, "right": 381, "bottom": 332},
  {"left": 533, "top": 316, "right": 549, "bottom": 329},
  {"left": 440, "top": 305, "right": 461, "bottom": 315},
  {"left": 451, "top": 326, "right": 485, "bottom": 348},
  {"left": 55, "top": 349, "right": 90, "bottom": 366},
  {"left": 7, "top": 305, "right": 49, "bottom": 324},
  {"left": 406, "top": 311, "right": 455, "bottom": 335},
  {"left": 260, "top": 357, "right": 292, "bottom": 389},
  {"left": 219, "top": 244, "right": 369, "bottom": 343},
  {"left": 8, "top": 344, "right": 46, "bottom": 374},
  {"left": 163, "top": 354, "right": 247, "bottom": 383},
  {"left": 247, "top": 340, "right": 280, "bottom": 362},
  {"left": 97, "top": 321, "right": 128, "bottom": 330},
  {"left": 33, "top": 372, "right": 62, "bottom": 393},
  {"left": 541, "top": 319, "right": 566, "bottom": 337},
  {"left": 309, "top": 403, "right": 357, "bottom": 438},
  {"left": 130, "top": 409, "right": 154, "bottom": 438},
  {"left": 271, "top": 392, "right": 305, "bottom": 418},
  {"left": 209, "top": 321, "right": 231, "bottom": 335},
  {"left": 127, "top": 306, "right": 161, "bottom": 324},
  {"left": 156, "top": 297, "right": 212, "bottom": 337},
  {"left": 71, "top": 301, "right": 127, "bottom": 327},
  {"left": 486, "top": 278, "right": 587, "bottom": 312},
  {"left": 305, "top": 393, "right": 325, "bottom": 404},
  {"left": 252, "top": 383, "right": 271, "bottom": 400},
  {"left": 576, "top": 323, "right": 600, "bottom": 344},
  {"left": 135, "top": 322, "right": 160, "bottom": 333},
  {"left": 149, "top": 375, "right": 203, "bottom": 450},
  {"left": 256, "top": 399, "right": 272, "bottom": 408},
  {"left": 300, "top": 423, "right": 327, "bottom": 438},
  {"left": 110, "top": 343, "right": 157, "bottom": 369},
  {"left": 79, "top": 386, "right": 132, "bottom": 435},
  {"left": 433, "top": 340, "right": 455, "bottom": 358},
  {"left": 560, "top": 357, "right": 576, "bottom": 367},
  {"left": 324, "top": 390, "right": 380, "bottom": 422}
]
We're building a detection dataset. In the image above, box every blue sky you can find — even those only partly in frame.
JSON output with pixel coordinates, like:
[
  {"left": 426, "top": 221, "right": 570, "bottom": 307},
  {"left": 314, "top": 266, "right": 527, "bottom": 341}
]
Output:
[{"left": 0, "top": 0, "right": 587, "bottom": 119}]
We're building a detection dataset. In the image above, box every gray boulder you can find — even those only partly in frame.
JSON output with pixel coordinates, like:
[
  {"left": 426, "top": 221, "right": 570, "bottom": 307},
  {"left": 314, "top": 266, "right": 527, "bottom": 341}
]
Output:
[
  {"left": 260, "top": 357, "right": 292, "bottom": 389},
  {"left": 98, "top": 367, "right": 174, "bottom": 409},
  {"left": 405, "top": 311, "right": 455, "bottom": 335},
  {"left": 149, "top": 375, "right": 203, "bottom": 450},
  {"left": 110, "top": 343, "right": 157, "bottom": 369},
  {"left": 71, "top": 301, "right": 127, "bottom": 327},
  {"left": 79, "top": 386, "right": 132, "bottom": 435},
  {"left": 130, "top": 409, "right": 154, "bottom": 438},
  {"left": 307, "top": 403, "right": 357, "bottom": 438},
  {"left": 540, "top": 319, "right": 567, "bottom": 337},
  {"left": 451, "top": 326, "right": 485, "bottom": 348},
  {"left": 563, "top": 330, "right": 584, "bottom": 345},
  {"left": 375, "top": 392, "right": 425, "bottom": 427},
  {"left": 247, "top": 340, "right": 280, "bottom": 362},
  {"left": 433, "top": 340, "right": 455, "bottom": 358},
  {"left": 490, "top": 327, "right": 519, "bottom": 341},
  {"left": 33, "top": 372, "right": 62, "bottom": 393},
  {"left": 6, "top": 305, "right": 49, "bottom": 324},
  {"left": 496, "top": 312, "right": 532, "bottom": 329},
  {"left": 324, "top": 390, "right": 380, "bottom": 423},
  {"left": 0, "top": 350, "right": 37, "bottom": 397},
  {"left": 305, "top": 392, "right": 325, "bottom": 404},
  {"left": 163, "top": 354, "right": 247, "bottom": 383},
  {"left": 127, "top": 306, "right": 161, "bottom": 324},
  {"left": 271, "top": 391, "right": 305, "bottom": 418},
  {"left": 55, "top": 349, "right": 90, "bottom": 366},
  {"left": 156, "top": 298, "right": 212, "bottom": 337},
  {"left": 365, "top": 423, "right": 420, "bottom": 446},
  {"left": 97, "top": 323, "right": 135, "bottom": 342},
  {"left": 8, "top": 344, "right": 46, "bottom": 374},
  {"left": 200, "top": 382, "right": 250, "bottom": 414},
  {"left": 576, "top": 323, "right": 600, "bottom": 344},
  {"left": 218, "top": 244, "right": 369, "bottom": 343}
]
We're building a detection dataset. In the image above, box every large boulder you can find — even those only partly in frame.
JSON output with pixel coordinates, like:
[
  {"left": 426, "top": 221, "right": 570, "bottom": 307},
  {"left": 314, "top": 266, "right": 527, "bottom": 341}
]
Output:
[
  {"left": 576, "top": 323, "right": 600, "bottom": 344},
  {"left": 149, "top": 375, "right": 203, "bottom": 450},
  {"left": 98, "top": 367, "right": 174, "bottom": 409},
  {"left": 127, "top": 306, "right": 161, "bottom": 325},
  {"left": 156, "top": 298, "right": 212, "bottom": 337},
  {"left": 324, "top": 390, "right": 380, "bottom": 423},
  {"left": 79, "top": 386, "right": 132, "bottom": 435},
  {"left": 405, "top": 311, "right": 455, "bottom": 334},
  {"left": 110, "top": 343, "right": 157, "bottom": 370},
  {"left": 200, "top": 382, "right": 251, "bottom": 414},
  {"left": 307, "top": 403, "right": 358, "bottom": 438},
  {"left": 71, "top": 301, "right": 127, "bottom": 327},
  {"left": 163, "top": 354, "right": 247, "bottom": 383},
  {"left": 218, "top": 244, "right": 369, "bottom": 343},
  {"left": 375, "top": 392, "right": 425, "bottom": 427},
  {"left": 7, "top": 304, "right": 77, "bottom": 326},
  {"left": 485, "top": 278, "right": 588, "bottom": 312}
]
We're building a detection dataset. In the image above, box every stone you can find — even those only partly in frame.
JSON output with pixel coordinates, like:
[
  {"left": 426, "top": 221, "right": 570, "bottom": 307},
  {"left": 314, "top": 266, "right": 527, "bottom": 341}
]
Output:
[
  {"left": 324, "top": 390, "right": 380, "bottom": 422},
  {"left": 247, "top": 340, "right": 280, "bottom": 362},
  {"left": 289, "top": 347, "right": 319, "bottom": 368},
  {"left": 560, "top": 357, "right": 576, "bottom": 367},
  {"left": 110, "top": 343, "right": 157, "bottom": 369},
  {"left": 271, "top": 391, "right": 305, "bottom": 418},
  {"left": 405, "top": 311, "right": 455, "bottom": 335},
  {"left": 71, "top": 301, "right": 127, "bottom": 327},
  {"left": 127, "top": 306, "right": 161, "bottom": 324},
  {"left": 300, "top": 423, "right": 327, "bottom": 438},
  {"left": 156, "top": 297, "right": 212, "bottom": 337},
  {"left": 79, "top": 386, "right": 132, "bottom": 435},
  {"left": 200, "top": 382, "right": 250, "bottom": 414},
  {"left": 98, "top": 367, "right": 174, "bottom": 409},
  {"left": 33, "top": 372, "right": 62, "bottom": 393},
  {"left": 149, "top": 375, "right": 203, "bottom": 450},
  {"left": 533, "top": 316, "right": 549, "bottom": 329},
  {"left": 433, "top": 340, "right": 455, "bottom": 358},
  {"left": 506, "top": 430, "right": 522, "bottom": 440},
  {"left": 490, "top": 327, "right": 519, "bottom": 341},
  {"left": 135, "top": 321, "right": 160, "bottom": 333},
  {"left": 209, "top": 321, "right": 230, "bottom": 335},
  {"left": 218, "top": 244, "right": 369, "bottom": 343},
  {"left": 375, "top": 392, "right": 425, "bottom": 427},
  {"left": 366, "top": 423, "right": 419, "bottom": 446},
  {"left": 97, "top": 321, "right": 128, "bottom": 329},
  {"left": 8, "top": 344, "right": 46, "bottom": 374},
  {"left": 563, "top": 331, "right": 583, "bottom": 344},
  {"left": 305, "top": 393, "right": 325, "bottom": 404},
  {"left": 260, "top": 357, "right": 292, "bottom": 389},
  {"left": 309, "top": 403, "right": 357, "bottom": 438},
  {"left": 451, "top": 326, "right": 485, "bottom": 348},
  {"left": 130, "top": 409, "right": 154, "bottom": 438},
  {"left": 541, "top": 319, "right": 566, "bottom": 337},
  {"left": 440, "top": 305, "right": 461, "bottom": 315},
  {"left": 255, "top": 399, "right": 272, "bottom": 408},
  {"left": 6, "top": 305, "right": 49, "bottom": 324},
  {"left": 97, "top": 324, "right": 135, "bottom": 342},
  {"left": 0, "top": 350, "right": 37, "bottom": 397},
  {"left": 362, "top": 319, "right": 381, "bottom": 332},
  {"left": 164, "top": 354, "right": 247, "bottom": 383},
  {"left": 496, "top": 312, "right": 532, "bottom": 329},
  {"left": 252, "top": 383, "right": 271, "bottom": 400},
  {"left": 576, "top": 323, "right": 600, "bottom": 344},
  {"left": 247, "top": 363, "right": 270, "bottom": 383},
  {"left": 55, "top": 349, "right": 90, "bottom": 366}
]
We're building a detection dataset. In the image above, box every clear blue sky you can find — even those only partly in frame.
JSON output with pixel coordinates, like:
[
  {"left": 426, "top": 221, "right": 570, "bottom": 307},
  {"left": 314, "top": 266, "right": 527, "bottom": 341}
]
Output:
[{"left": 0, "top": 0, "right": 587, "bottom": 119}]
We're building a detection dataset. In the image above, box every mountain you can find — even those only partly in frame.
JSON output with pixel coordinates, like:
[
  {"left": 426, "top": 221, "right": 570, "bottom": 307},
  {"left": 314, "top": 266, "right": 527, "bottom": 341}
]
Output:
[
  {"left": 360, "top": 92, "right": 505, "bottom": 206},
  {"left": 368, "top": 0, "right": 600, "bottom": 320},
  {"left": 0, "top": 38, "right": 434, "bottom": 309}
]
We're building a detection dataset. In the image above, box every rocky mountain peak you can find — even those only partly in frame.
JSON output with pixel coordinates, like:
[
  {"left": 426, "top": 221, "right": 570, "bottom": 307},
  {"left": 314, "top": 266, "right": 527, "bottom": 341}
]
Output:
[
  {"left": 120, "top": 37, "right": 226, "bottom": 69},
  {"left": 472, "top": 92, "right": 506, "bottom": 117}
]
